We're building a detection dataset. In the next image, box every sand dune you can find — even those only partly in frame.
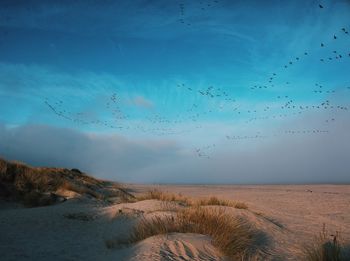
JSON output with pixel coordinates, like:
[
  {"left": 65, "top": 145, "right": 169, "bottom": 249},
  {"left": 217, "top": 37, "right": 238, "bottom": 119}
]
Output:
[
  {"left": 122, "top": 233, "right": 223, "bottom": 261},
  {"left": 1, "top": 166, "right": 349, "bottom": 261},
  {"left": 0, "top": 157, "right": 133, "bottom": 206}
]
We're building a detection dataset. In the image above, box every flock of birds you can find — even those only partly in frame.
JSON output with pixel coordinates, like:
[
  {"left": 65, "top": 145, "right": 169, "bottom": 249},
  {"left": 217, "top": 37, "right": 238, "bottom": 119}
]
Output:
[
  {"left": 44, "top": 2, "right": 350, "bottom": 159},
  {"left": 178, "top": 0, "right": 220, "bottom": 26}
]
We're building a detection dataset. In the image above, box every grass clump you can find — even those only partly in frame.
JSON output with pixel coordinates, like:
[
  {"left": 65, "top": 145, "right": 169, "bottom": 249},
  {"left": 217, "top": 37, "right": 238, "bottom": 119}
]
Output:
[
  {"left": 196, "top": 196, "right": 248, "bottom": 209},
  {"left": 137, "top": 189, "right": 191, "bottom": 206},
  {"left": 137, "top": 189, "right": 248, "bottom": 210},
  {"left": 110, "top": 206, "right": 255, "bottom": 259},
  {"left": 303, "top": 225, "right": 348, "bottom": 261}
]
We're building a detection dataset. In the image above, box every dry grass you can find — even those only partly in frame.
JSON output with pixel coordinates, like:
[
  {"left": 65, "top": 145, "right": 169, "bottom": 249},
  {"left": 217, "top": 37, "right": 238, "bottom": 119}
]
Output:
[
  {"left": 234, "top": 202, "right": 249, "bottom": 209},
  {"left": 60, "top": 181, "right": 102, "bottom": 199},
  {"left": 136, "top": 189, "right": 192, "bottom": 206},
  {"left": 303, "top": 225, "right": 348, "bottom": 261},
  {"left": 137, "top": 190, "right": 248, "bottom": 210},
  {"left": 196, "top": 196, "right": 248, "bottom": 209},
  {"left": 0, "top": 157, "right": 132, "bottom": 206},
  {"left": 108, "top": 206, "right": 255, "bottom": 259}
]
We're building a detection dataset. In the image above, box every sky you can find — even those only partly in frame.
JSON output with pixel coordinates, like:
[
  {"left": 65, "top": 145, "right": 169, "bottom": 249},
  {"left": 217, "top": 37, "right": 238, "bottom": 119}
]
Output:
[{"left": 0, "top": 0, "right": 350, "bottom": 183}]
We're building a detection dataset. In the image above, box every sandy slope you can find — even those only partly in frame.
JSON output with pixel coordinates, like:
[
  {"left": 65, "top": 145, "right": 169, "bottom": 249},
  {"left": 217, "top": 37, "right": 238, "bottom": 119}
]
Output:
[
  {"left": 123, "top": 233, "right": 223, "bottom": 261},
  {"left": 129, "top": 184, "right": 350, "bottom": 259},
  {"left": 1, "top": 184, "right": 349, "bottom": 260},
  {"left": 131, "top": 185, "right": 350, "bottom": 240},
  {"left": 0, "top": 198, "right": 224, "bottom": 261}
]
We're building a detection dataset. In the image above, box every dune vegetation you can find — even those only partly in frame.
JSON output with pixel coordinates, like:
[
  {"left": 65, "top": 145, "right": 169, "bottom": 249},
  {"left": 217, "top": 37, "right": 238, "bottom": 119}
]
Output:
[
  {"left": 136, "top": 189, "right": 248, "bottom": 209},
  {"left": 0, "top": 157, "right": 133, "bottom": 207},
  {"left": 105, "top": 189, "right": 255, "bottom": 259},
  {"left": 107, "top": 206, "right": 256, "bottom": 260},
  {"left": 303, "top": 225, "right": 349, "bottom": 261},
  {"left": 136, "top": 188, "right": 192, "bottom": 206}
]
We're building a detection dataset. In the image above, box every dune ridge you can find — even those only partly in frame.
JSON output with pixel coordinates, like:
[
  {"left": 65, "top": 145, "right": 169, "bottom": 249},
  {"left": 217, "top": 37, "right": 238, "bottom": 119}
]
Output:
[{"left": 0, "top": 157, "right": 133, "bottom": 206}]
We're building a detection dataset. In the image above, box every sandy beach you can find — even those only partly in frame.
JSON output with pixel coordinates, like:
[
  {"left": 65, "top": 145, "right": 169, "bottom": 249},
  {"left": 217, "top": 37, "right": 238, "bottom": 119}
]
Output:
[{"left": 1, "top": 184, "right": 349, "bottom": 260}]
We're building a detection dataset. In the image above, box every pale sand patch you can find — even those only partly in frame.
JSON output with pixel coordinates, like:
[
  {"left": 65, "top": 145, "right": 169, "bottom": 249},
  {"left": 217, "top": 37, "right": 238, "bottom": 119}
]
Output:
[{"left": 123, "top": 233, "right": 225, "bottom": 261}]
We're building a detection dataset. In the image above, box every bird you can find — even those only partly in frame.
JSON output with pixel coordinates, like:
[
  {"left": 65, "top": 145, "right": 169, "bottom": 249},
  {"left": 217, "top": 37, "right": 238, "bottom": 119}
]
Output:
[
  {"left": 319, "top": 4, "right": 324, "bottom": 8},
  {"left": 321, "top": 43, "right": 324, "bottom": 47}
]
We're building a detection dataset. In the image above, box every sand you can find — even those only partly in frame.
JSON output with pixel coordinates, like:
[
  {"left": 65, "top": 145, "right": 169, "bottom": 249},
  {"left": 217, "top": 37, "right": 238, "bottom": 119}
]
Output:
[{"left": 1, "top": 184, "right": 349, "bottom": 260}]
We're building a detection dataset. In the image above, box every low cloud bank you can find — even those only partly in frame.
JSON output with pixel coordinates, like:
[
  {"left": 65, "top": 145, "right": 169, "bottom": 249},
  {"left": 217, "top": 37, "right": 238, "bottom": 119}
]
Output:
[
  {"left": 0, "top": 124, "right": 183, "bottom": 182},
  {"left": 0, "top": 121, "right": 349, "bottom": 184}
]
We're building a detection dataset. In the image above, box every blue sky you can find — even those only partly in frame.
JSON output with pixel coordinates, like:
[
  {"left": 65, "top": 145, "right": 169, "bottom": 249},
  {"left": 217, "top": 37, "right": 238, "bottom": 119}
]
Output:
[{"left": 0, "top": 0, "right": 350, "bottom": 183}]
